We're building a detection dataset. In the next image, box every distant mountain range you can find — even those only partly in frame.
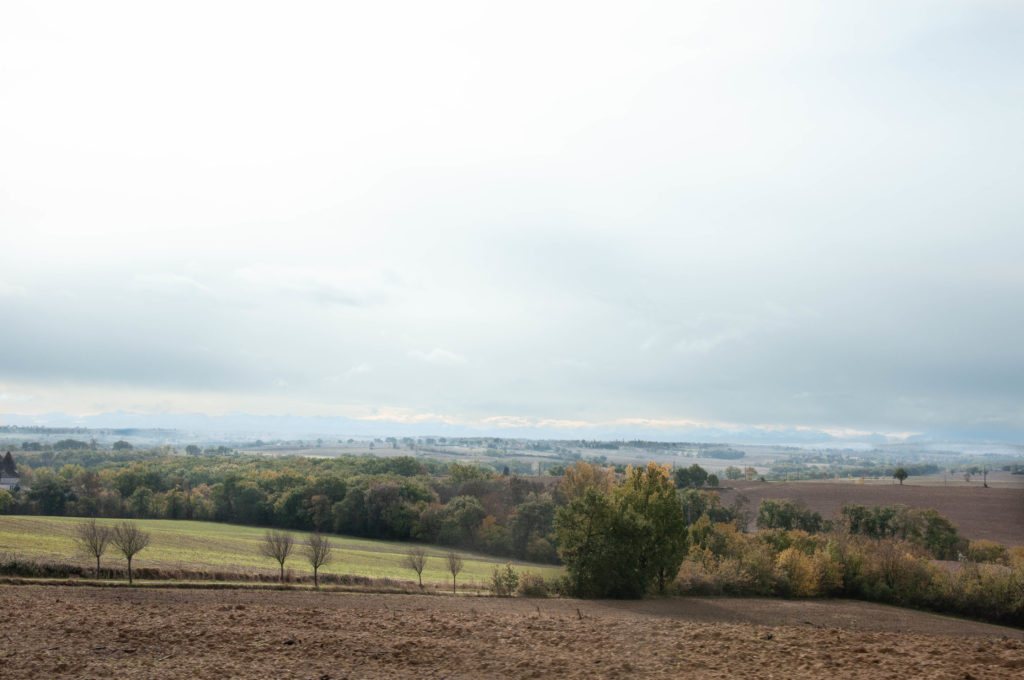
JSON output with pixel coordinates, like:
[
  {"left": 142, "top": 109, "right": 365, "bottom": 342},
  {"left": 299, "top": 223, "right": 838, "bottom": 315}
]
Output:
[{"left": 1, "top": 410, "right": 1020, "bottom": 450}]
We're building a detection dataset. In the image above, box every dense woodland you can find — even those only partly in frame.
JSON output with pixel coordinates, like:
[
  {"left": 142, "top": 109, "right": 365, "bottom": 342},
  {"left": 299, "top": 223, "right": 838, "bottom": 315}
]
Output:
[
  {"left": 2, "top": 448, "right": 564, "bottom": 563},
  {"left": 1, "top": 446, "right": 1021, "bottom": 625}
]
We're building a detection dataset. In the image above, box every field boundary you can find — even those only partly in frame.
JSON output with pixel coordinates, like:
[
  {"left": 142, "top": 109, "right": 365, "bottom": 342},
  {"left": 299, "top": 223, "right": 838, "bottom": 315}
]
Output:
[{"left": 0, "top": 574, "right": 496, "bottom": 595}]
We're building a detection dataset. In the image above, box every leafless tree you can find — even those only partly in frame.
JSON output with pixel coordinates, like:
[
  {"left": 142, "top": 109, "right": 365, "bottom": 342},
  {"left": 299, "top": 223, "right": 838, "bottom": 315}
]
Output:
[
  {"left": 74, "top": 518, "right": 112, "bottom": 576},
  {"left": 111, "top": 521, "right": 151, "bottom": 585},
  {"left": 258, "top": 530, "right": 295, "bottom": 582},
  {"left": 446, "top": 550, "right": 464, "bottom": 594},
  {"left": 304, "top": 532, "right": 333, "bottom": 589},
  {"left": 403, "top": 547, "right": 428, "bottom": 588}
]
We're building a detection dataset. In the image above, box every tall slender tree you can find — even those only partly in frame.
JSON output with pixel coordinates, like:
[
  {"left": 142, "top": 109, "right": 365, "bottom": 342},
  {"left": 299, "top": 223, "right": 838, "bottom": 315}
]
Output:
[
  {"left": 111, "top": 521, "right": 150, "bottom": 585},
  {"left": 404, "top": 547, "right": 428, "bottom": 588},
  {"left": 74, "top": 518, "right": 112, "bottom": 576},
  {"left": 259, "top": 530, "right": 296, "bottom": 582},
  {"left": 445, "top": 551, "right": 464, "bottom": 594},
  {"left": 304, "top": 533, "right": 333, "bottom": 589}
]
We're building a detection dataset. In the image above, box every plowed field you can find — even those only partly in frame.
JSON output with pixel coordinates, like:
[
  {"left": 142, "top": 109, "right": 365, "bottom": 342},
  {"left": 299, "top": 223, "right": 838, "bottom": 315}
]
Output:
[
  {"left": 719, "top": 481, "right": 1024, "bottom": 546},
  {"left": 2, "top": 585, "right": 1021, "bottom": 679}
]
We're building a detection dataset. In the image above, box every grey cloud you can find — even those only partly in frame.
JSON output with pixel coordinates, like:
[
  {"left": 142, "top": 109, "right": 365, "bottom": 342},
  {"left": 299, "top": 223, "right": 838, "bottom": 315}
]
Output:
[{"left": 1, "top": 2, "right": 1023, "bottom": 442}]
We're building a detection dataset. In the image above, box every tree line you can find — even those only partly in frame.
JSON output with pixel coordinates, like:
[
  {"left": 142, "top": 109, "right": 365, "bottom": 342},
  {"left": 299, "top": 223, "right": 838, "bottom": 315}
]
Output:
[
  {"left": 73, "top": 519, "right": 476, "bottom": 593},
  {"left": 3, "top": 451, "right": 561, "bottom": 563},
  {"left": 3, "top": 450, "right": 1020, "bottom": 624}
]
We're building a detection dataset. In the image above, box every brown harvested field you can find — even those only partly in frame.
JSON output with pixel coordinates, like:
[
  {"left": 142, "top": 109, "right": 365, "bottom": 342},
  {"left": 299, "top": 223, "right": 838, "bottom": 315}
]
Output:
[
  {"left": 1, "top": 585, "right": 1021, "bottom": 679},
  {"left": 719, "top": 480, "right": 1024, "bottom": 546}
]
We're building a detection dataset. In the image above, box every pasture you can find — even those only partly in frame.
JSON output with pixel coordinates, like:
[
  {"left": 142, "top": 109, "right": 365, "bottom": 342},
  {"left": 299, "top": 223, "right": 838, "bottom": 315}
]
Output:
[{"left": 0, "top": 516, "right": 561, "bottom": 585}]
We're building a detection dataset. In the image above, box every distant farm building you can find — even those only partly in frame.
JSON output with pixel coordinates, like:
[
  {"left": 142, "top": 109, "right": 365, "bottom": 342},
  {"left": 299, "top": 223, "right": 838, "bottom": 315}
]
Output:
[{"left": 0, "top": 451, "right": 19, "bottom": 491}]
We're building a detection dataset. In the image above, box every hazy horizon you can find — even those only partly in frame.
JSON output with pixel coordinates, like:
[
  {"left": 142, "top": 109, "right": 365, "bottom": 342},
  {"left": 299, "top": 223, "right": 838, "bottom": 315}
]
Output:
[{"left": 3, "top": 2, "right": 1023, "bottom": 444}]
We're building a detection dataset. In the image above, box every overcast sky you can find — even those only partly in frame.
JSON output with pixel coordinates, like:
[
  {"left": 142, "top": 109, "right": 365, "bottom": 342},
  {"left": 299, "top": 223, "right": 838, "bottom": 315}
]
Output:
[{"left": 1, "top": 1, "right": 1023, "bottom": 441}]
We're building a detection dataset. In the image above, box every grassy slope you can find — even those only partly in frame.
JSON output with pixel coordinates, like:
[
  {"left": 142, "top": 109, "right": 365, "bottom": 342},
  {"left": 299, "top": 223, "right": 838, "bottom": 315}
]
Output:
[{"left": 0, "top": 516, "right": 562, "bottom": 585}]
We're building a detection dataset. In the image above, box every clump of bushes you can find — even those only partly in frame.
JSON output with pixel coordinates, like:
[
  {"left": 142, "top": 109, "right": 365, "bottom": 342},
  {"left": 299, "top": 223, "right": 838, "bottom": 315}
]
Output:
[
  {"left": 489, "top": 563, "right": 519, "bottom": 596},
  {"left": 515, "top": 572, "right": 550, "bottom": 597},
  {"left": 486, "top": 564, "right": 552, "bottom": 597},
  {"left": 966, "top": 539, "right": 1009, "bottom": 565},
  {"left": 774, "top": 546, "right": 842, "bottom": 598},
  {"left": 672, "top": 518, "right": 1024, "bottom": 626}
]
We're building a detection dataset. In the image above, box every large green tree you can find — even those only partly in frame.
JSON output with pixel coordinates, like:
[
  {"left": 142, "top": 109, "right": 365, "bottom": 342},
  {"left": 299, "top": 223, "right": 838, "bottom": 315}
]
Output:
[
  {"left": 619, "top": 463, "right": 689, "bottom": 592},
  {"left": 555, "top": 486, "right": 630, "bottom": 596},
  {"left": 509, "top": 492, "right": 555, "bottom": 558},
  {"left": 555, "top": 462, "right": 687, "bottom": 598}
]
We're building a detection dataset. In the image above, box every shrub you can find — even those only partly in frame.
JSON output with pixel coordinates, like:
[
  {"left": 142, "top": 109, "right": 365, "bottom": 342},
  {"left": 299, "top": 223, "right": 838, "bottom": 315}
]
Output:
[
  {"left": 813, "top": 550, "right": 844, "bottom": 596},
  {"left": 672, "top": 560, "right": 721, "bottom": 596},
  {"left": 547, "top": 574, "right": 575, "bottom": 597},
  {"left": 826, "top": 533, "right": 869, "bottom": 597},
  {"left": 939, "top": 562, "right": 1023, "bottom": 624},
  {"left": 861, "top": 538, "right": 936, "bottom": 604},
  {"left": 525, "top": 537, "right": 558, "bottom": 564},
  {"left": 776, "top": 547, "right": 819, "bottom": 597},
  {"left": 489, "top": 563, "right": 519, "bottom": 597},
  {"left": 736, "top": 542, "right": 777, "bottom": 595},
  {"left": 0, "top": 552, "right": 85, "bottom": 578},
  {"left": 757, "top": 528, "right": 794, "bottom": 554},
  {"left": 516, "top": 572, "right": 549, "bottom": 597},
  {"left": 966, "top": 540, "right": 1008, "bottom": 565}
]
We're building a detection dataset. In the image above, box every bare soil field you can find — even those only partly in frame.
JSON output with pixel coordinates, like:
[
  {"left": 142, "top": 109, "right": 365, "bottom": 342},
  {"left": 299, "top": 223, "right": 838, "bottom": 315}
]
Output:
[
  {"left": 720, "top": 480, "right": 1024, "bottom": 547},
  {"left": 1, "top": 585, "right": 1021, "bottom": 679}
]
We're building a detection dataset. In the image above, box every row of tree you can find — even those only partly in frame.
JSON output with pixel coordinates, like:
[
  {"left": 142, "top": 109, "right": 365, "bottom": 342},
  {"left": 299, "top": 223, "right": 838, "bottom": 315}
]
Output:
[
  {"left": 74, "top": 519, "right": 471, "bottom": 592},
  {"left": 74, "top": 519, "right": 150, "bottom": 584},
  {"left": 753, "top": 499, "right": 965, "bottom": 559}
]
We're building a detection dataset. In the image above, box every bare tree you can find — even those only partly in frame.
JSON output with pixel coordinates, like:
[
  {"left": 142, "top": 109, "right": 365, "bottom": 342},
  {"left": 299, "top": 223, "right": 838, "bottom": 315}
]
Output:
[
  {"left": 445, "top": 550, "right": 464, "bottom": 595},
  {"left": 111, "top": 521, "right": 151, "bottom": 585},
  {"left": 74, "top": 518, "right": 112, "bottom": 576},
  {"left": 258, "top": 530, "right": 295, "bottom": 582},
  {"left": 403, "top": 547, "right": 428, "bottom": 588},
  {"left": 304, "top": 532, "right": 333, "bottom": 589}
]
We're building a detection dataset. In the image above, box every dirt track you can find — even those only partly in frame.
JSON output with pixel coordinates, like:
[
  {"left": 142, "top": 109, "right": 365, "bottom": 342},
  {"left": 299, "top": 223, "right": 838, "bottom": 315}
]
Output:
[{"left": 1, "top": 585, "right": 1022, "bottom": 679}]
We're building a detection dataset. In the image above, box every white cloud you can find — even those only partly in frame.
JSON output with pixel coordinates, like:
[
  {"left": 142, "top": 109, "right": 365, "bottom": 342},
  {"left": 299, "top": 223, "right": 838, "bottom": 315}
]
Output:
[
  {"left": 344, "top": 363, "right": 373, "bottom": 379},
  {"left": 408, "top": 348, "right": 468, "bottom": 366},
  {"left": 233, "top": 265, "right": 394, "bottom": 307},
  {"left": 132, "top": 273, "right": 210, "bottom": 295},
  {"left": 673, "top": 335, "right": 733, "bottom": 354},
  {"left": 0, "top": 281, "right": 27, "bottom": 298}
]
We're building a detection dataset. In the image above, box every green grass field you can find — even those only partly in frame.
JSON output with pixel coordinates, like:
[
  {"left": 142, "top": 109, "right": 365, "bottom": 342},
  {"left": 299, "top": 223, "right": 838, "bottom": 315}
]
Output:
[{"left": 0, "top": 516, "right": 562, "bottom": 586}]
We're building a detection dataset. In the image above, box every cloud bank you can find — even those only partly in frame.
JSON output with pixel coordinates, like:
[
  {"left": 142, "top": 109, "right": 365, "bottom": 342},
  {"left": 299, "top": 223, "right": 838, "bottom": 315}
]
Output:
[{"left": 1, "top": 1, "right": 1022, "bottom": 442}]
